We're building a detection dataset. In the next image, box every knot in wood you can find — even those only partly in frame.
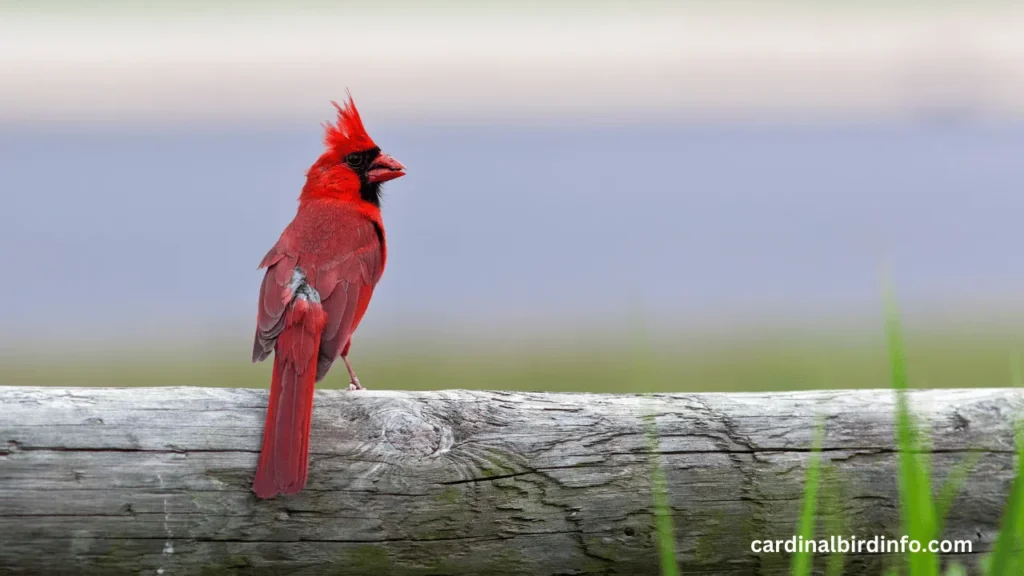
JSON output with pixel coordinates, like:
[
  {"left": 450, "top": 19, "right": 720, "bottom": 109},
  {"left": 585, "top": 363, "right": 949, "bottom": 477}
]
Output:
[{"left": 374, "top": 408, "right": 450, "bottom": 457}]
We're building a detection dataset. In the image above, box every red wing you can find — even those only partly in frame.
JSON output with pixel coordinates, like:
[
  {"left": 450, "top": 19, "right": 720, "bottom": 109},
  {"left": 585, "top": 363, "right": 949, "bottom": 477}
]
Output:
[
  {"left": 315, "top": 281, "right": 362, "bottom": 381},
  {"left": 340, "top": 285, "right": 376, "bottom": 358},
  {"left": 252, "top": 245, "right": 297, "bottom": 363},
  {"left": 252, "top": 210, "right": 384, "bottom": 380},
  {"left": 309, "top": 220, "right": 383, "bottom": 381}
]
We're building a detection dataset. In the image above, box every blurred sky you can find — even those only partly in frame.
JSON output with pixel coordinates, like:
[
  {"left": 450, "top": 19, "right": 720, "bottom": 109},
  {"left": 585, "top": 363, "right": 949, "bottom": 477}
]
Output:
[{"left": 2, "top": 1, "right": 1024, "bottom": 348}]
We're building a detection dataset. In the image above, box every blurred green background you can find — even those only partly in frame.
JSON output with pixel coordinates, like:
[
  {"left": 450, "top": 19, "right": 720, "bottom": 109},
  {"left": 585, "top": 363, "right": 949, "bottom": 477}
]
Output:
[{"left": 5, "top": 320, "right": 1023, "bottom": 392}]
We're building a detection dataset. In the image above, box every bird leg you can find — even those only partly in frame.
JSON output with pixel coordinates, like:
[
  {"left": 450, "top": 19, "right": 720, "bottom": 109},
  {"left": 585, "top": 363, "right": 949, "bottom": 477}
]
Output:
[{"left": 343, "top": 355, "right": 364, "bottom": 391}]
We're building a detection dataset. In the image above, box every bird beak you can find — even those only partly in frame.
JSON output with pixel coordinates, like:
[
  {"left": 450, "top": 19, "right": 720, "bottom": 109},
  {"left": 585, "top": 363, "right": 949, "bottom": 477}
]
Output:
[{"left": 367, "top": 153, "right": 406, "bottom": 184}]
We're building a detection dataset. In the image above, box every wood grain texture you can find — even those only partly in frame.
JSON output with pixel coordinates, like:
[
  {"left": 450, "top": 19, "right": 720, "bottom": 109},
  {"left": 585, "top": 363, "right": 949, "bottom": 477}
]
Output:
[{"left": 1, "top": 386, "right": 1021, "bottom": 575}]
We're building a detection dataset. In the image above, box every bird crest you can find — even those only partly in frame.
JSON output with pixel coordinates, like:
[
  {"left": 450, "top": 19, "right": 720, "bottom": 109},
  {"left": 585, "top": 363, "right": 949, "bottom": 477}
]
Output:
[{"left": 323, "top": 90, "right": 376, "bottom": 154}]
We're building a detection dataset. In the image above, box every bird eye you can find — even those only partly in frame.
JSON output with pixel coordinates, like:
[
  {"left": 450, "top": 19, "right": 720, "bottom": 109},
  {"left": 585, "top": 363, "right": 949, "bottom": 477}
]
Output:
[{"left": 345, "top": 153, "right": 364, "bottom": 168}]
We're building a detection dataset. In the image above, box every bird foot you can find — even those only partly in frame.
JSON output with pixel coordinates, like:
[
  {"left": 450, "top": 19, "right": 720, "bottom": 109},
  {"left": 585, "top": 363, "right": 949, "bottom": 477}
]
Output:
[{"left": 347, "top": 379, "right": 365, "bottom": 391}]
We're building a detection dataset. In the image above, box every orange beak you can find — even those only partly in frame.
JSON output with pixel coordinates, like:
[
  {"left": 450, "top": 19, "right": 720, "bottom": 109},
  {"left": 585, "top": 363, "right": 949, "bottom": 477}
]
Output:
[{"left": 367, "top": 152, "right": 406, "bottom": 184}]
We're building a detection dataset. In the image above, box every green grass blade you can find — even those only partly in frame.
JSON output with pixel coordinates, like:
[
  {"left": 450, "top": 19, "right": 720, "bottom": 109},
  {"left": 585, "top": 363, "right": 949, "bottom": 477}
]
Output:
[
  {"left": 644, "top": 414, "right": 679, "bottom": 576},
  {"left": 988, "top": 421, "right": 1024, "bottom": 576},
  {"left": 1015, "top": 357, "right": 1024, "bottom": 575},
  {"left": 885, "top": 287, "right": 940, "bottom": 576},
  {"left": 943, "top": 563, "right": 967, "bottom": 576},
  {"left": 934, "top": 451, "right": 982, "bottom": 537},
  {"left": 630, "top": 310, "right": 679, "bottom": 576},
  {"left": 821, "top": 465, "right": 848, "bottom": 576},
  {"left": 791, "top": 419, "right": 825, "bottom": 576}
]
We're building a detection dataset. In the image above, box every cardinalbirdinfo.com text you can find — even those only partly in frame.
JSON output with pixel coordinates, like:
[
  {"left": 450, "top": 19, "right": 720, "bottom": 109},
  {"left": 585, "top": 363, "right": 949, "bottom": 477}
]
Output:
[{"left": 751, "top": 535, "right": 973, "bottom": 555}]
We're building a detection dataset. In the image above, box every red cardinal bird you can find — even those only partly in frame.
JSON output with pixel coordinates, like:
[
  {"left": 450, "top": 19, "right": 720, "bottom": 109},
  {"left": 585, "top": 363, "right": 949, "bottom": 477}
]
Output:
[{"left": 251, "top": 94, "right": 405, "bottom": 499}]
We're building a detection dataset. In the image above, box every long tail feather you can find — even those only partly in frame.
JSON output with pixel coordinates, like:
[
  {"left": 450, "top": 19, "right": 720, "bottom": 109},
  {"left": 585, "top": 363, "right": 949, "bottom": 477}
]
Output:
[{"left": 253, "top": 297, "right": 327, "bottom": 499}]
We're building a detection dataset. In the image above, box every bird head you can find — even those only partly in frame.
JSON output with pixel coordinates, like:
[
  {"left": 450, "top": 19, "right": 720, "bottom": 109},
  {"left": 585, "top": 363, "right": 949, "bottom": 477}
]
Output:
[{"left": 302, "top": 92, "right": 406, "bottom": 205}]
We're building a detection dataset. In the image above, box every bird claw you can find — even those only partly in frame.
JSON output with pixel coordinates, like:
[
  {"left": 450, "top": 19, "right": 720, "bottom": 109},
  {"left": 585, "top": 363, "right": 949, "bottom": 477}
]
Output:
[{"left": 347, "top": 379, "right": 365, "bottom": 391}]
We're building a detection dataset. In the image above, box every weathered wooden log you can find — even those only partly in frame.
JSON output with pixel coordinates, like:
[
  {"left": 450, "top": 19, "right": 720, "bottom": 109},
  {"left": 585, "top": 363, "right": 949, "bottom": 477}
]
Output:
[{"left": 1, "top": 387, "right": 1020, "bottom": 575}]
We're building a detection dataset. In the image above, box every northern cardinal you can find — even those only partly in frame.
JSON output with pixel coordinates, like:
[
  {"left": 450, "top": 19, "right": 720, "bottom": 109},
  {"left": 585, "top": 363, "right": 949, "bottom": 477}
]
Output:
[{"left": 251, "top": 95, "right": 405, "bottom": 499}]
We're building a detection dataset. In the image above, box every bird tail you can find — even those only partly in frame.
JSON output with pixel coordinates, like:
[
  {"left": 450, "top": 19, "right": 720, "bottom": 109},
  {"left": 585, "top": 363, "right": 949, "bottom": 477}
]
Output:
[{"left": 253, "top": 297, "right": 327, "bottom": 499}]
